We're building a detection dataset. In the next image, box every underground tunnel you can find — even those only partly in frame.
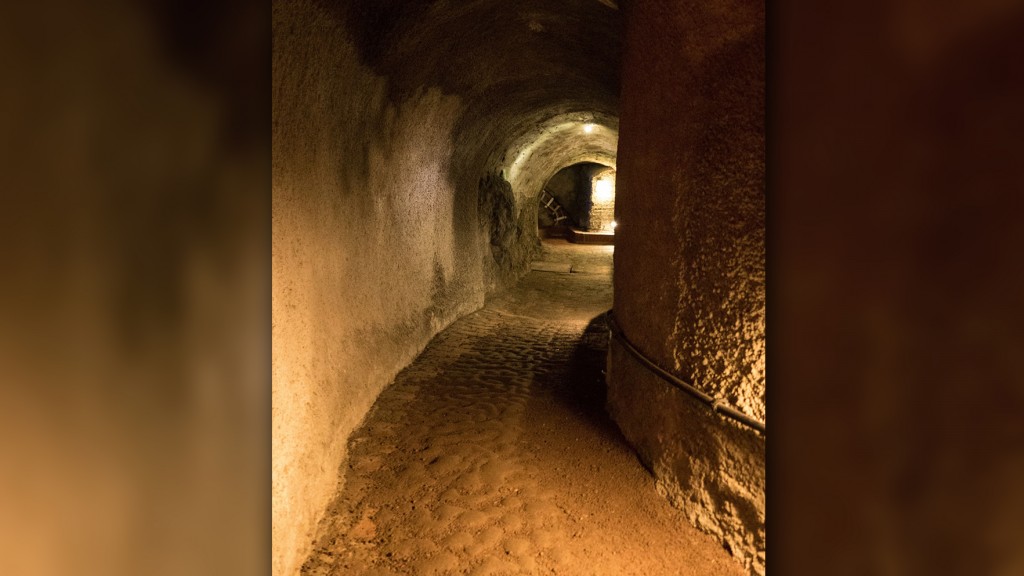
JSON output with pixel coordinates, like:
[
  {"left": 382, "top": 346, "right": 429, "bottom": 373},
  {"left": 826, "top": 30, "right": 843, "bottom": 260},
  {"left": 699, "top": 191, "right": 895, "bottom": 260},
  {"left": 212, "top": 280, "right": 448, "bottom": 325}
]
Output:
[{"left": 273, "top": 0, "right": 764, "bottom": 574}]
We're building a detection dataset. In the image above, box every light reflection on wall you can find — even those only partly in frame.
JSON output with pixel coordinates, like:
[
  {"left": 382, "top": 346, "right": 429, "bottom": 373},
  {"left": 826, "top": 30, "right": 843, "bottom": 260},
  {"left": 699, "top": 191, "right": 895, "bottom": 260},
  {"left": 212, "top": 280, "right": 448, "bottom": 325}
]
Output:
[{"left": 590, "top": 171, "right": 616, "bottom": 233}]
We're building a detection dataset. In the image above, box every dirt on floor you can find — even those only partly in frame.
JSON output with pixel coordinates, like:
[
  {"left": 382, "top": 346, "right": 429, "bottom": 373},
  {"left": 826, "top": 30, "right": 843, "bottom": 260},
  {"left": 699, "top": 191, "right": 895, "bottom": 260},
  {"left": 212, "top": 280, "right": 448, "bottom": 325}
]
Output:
[{"left": 300, "top": 240, "right": 744, "bottom": 575}]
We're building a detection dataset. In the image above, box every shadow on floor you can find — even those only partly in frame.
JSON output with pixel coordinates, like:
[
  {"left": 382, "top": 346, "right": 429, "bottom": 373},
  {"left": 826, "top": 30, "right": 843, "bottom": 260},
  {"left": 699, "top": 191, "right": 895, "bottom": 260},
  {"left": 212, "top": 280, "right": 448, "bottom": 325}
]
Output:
[{"left": 536, "top": 311, "right": 633, "bottom": 450}]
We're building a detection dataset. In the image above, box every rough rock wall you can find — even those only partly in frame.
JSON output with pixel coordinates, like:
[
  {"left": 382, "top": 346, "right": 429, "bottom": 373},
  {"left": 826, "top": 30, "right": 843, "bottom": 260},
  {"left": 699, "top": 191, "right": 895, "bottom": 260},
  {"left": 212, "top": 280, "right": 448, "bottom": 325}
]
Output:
[
  {"left": 607, "top": 0, "right": 765, "bottom": 574},
  {"left": 273, "top": 4, "right": 486, "bottom": 575},
  {"left": 478, "top": 171, "right": 538, "bottom": 287}
]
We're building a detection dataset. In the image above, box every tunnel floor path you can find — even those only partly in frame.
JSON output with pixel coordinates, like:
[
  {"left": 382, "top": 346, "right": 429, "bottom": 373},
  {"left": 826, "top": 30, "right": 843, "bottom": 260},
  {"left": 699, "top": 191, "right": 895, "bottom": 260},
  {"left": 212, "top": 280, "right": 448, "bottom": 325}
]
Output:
[{"left": 301, "top": 239, "right": 744, "bottom": 576}]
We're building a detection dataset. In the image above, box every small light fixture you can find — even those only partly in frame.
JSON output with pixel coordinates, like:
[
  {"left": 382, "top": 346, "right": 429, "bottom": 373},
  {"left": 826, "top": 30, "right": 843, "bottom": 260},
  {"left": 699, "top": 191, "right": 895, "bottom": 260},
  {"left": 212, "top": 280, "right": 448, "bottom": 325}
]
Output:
[
  {"left": 582, "top": 123, "right": 595, "bottom": 134},
  {"left": 611, "top": 221, "right": 617, "bottom": 229}
]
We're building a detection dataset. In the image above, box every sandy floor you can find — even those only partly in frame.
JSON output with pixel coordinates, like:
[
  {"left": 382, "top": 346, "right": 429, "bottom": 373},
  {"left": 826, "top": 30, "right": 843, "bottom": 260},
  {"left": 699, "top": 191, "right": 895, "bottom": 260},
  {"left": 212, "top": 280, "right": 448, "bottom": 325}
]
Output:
[{"left": 301, "top": 240, "right": 744, "bottom": 575}]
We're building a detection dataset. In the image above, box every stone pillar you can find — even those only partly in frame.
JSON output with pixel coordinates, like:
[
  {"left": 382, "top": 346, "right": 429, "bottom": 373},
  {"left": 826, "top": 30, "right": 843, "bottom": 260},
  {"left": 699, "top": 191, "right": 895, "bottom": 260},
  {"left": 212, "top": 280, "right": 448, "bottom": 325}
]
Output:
[{"left": 607, "top": 0, "right": 765, "bottom": 573}]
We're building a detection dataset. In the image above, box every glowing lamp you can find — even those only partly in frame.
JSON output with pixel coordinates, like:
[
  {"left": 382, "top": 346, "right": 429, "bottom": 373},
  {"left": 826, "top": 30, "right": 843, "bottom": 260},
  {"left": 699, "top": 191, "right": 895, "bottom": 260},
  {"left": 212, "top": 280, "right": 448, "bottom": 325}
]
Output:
[{"left": 593, "top": 178, "right": 614, "bottom": 203}]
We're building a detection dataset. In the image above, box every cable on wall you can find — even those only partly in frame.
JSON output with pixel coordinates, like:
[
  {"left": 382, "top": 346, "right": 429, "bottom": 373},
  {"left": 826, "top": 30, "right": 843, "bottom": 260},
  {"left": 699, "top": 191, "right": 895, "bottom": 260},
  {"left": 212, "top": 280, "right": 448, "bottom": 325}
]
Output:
[{"left": 605, "top": 310, "right": 766, "bottom": 435}]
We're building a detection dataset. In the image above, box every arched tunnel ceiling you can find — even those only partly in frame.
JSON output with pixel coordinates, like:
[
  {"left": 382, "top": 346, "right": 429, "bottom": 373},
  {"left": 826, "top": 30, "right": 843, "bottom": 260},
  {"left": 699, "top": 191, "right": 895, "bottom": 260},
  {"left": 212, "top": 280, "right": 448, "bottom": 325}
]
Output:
[
  {"left": 335, "top": 0, "right": 622, "bottom": 195},
  {"left": 506, "top": 112, "right": 618, "bottom": 200}
]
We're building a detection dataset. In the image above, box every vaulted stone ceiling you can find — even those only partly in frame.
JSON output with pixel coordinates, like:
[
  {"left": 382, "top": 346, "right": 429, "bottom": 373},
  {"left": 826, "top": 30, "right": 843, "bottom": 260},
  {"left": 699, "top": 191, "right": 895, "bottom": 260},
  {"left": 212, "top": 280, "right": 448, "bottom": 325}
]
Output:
[{"left": 334, "top": 0, "right": 622, "bottom": 196}]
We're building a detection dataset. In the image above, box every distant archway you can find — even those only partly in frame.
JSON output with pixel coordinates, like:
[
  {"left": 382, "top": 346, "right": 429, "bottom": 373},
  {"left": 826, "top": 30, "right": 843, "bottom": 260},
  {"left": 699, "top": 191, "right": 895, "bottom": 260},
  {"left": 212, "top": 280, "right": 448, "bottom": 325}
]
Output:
[{"left": 537, "top": 161, "right": 615, "bottom": 241}]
